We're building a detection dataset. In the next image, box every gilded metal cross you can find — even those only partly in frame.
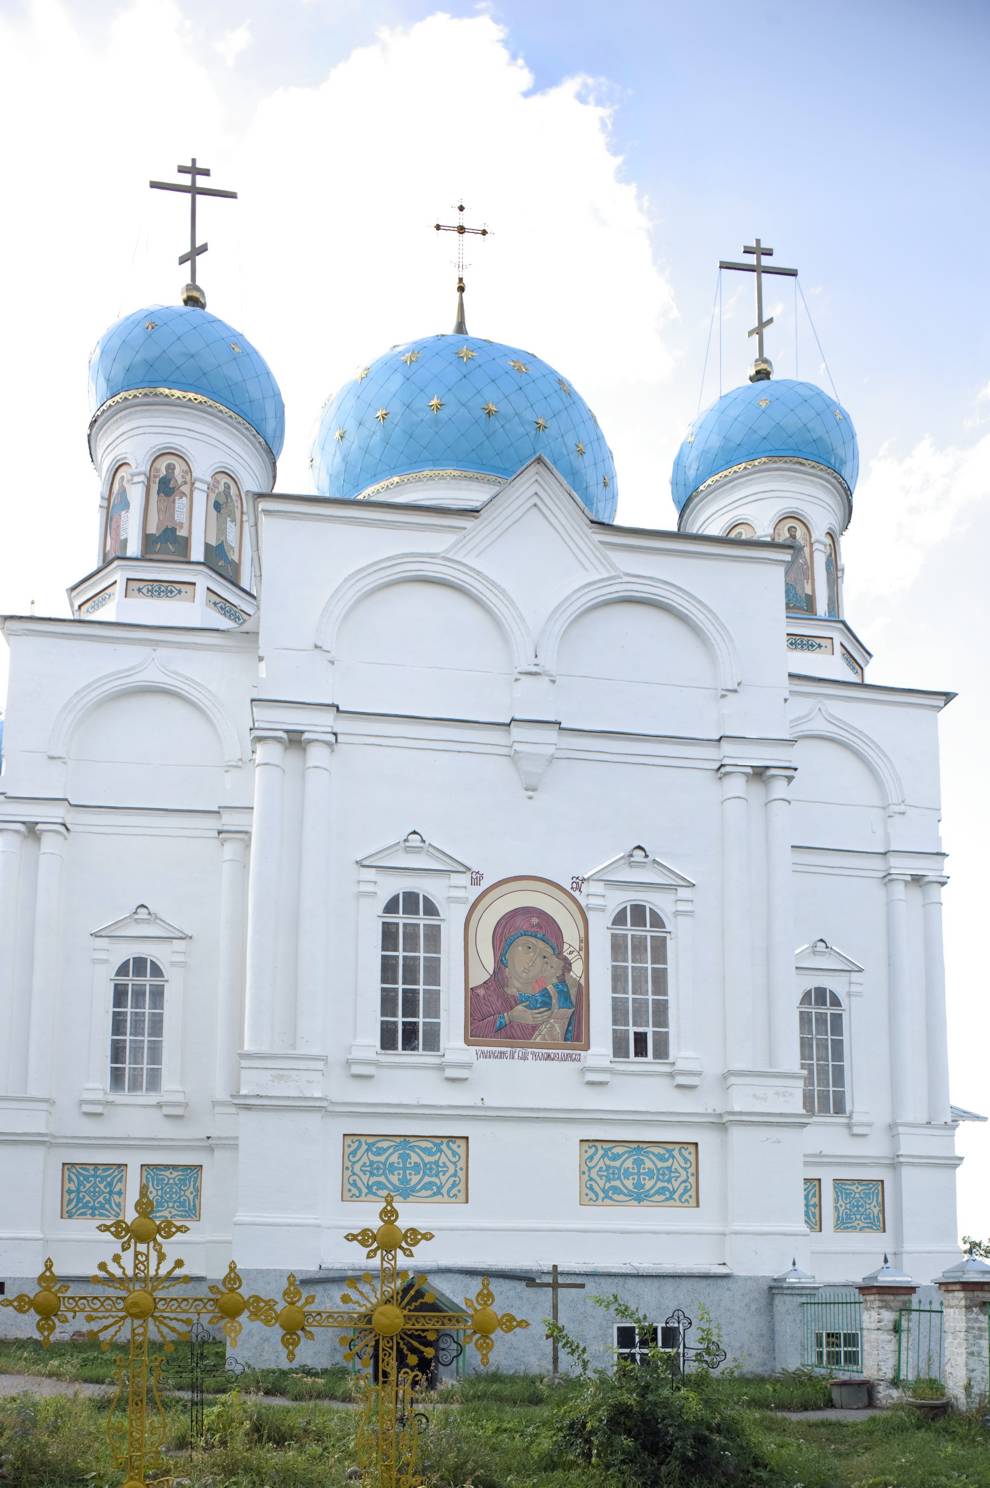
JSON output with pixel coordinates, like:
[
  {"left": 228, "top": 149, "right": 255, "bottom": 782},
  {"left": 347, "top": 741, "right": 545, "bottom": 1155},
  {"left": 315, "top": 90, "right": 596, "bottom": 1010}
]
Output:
[
  {"left": 149, "top": 157, "right": 238, "bottom": 309},
  {"left": 719, "top": 236, "right": 798, "bottom": 376},
  {"left": 434, "top": 201, "right": 490, "bottom": 334}
]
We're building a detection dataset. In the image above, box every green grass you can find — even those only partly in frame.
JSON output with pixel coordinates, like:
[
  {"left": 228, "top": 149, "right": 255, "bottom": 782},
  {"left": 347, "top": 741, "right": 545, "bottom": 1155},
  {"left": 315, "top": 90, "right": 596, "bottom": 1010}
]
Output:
[{"left": 3, "top": 1378, "right": 990, "bottom": 1487}]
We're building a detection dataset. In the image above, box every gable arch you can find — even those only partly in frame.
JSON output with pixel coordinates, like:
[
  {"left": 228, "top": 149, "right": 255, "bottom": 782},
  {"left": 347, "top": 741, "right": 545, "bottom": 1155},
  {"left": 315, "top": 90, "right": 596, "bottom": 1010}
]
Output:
[
  {"left": 49, "top": 652, "right": 243, "bottom": 767},
  {"left": 314, "top": 553, "right": 535, "bottom": 671},
  {"left": 537, "top": 576, "right": 741, "bottom": 693},
  {"left": 790, "top": 701, "right": 905, "bottom": 814}
]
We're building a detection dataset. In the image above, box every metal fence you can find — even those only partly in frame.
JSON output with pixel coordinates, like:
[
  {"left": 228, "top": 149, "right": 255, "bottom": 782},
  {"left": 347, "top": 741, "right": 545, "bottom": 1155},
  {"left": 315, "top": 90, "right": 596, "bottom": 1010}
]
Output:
[
  {"left": 894, "top": 1304, "right": 944, "bottom": 1383},
  {"left": 802, "top": 1290, "right": 864, "bottom": 1374}
]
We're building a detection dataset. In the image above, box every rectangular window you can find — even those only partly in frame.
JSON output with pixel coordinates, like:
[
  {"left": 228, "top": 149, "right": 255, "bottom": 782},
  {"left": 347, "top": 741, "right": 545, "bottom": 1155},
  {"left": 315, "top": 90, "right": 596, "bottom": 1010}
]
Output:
[
  {"left": 615, "top": 1323, "right": 659, "bottom": 1365},
  {"left": 609, "top": 905, "right": 670, "bottom": 1061},
  {"left": 814, "top": 1330, "right": 861, "bottom": 1370},
  {"left": 380, "top": 892, "right": 442, "bottom": 1053}
]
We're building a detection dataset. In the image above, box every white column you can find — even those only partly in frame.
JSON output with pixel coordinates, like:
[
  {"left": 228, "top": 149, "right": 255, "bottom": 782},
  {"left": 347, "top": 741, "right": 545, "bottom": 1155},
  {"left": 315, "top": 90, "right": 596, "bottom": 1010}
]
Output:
[
  {"left": 811, "top": 538, "right": 829, "bottom": 617},
  {"left": 215, "top": 830, "right": 249, "bottom": 1098},
  {"left": 296, "top": 732, "right": 335, "bottom": 1052},
  {"left": 125, "top": 468, "right": 146, "bottom": 557},
  {"left": 0, "top": 823, "right": 28, "bottom": 1093},
  {"left": 885, "top": 872, "right": 914, "bottom": 1124},
  {"left": 921, "top": 875, "right": 951, "bottom": 1125},
  {"left": 189, "top": 477, "right": 209, "bottom": 564},
  {"left": 766, "top": 768, "right": 798, "bottom": 1070},
  {"left": 671, "top": 889, "right": 701, "bottom": 1086},
  {"left": 720, "top": 765, "right": 753, "bottom": 1068},
  {"left": 26, "top": 823, "right": 69, "bottom": 1097},
  {"left": 244, "top": 730, "right": 288, "bottom": 1053},
  {"left": 583, "top": 882, "right": 613, "bottom": 1083}
]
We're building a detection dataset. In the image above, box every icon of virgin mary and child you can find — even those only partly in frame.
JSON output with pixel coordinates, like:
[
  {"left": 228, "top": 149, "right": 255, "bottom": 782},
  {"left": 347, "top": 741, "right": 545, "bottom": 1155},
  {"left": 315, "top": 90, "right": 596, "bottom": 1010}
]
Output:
[{"left": 469, "top": 906, "right": 585, "bottom": 1045}]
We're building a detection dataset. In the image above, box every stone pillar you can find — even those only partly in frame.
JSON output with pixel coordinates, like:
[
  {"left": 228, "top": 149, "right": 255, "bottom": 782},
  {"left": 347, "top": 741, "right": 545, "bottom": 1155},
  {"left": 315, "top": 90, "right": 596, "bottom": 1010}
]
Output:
[
  {"left": 0, "top": 823, "right": 27, "bottom": 1093},
  {"left": 296, "top": 732, "right": 335, "bottom": 1052},
  {"left": 884, "top": 872, "right": 914, "bottom": 1123},
  {"left": 937, "top": 1256, "right": 990, "bottom": 1410},
  {"left": 719, "top": 766, "right": 753, "bottom": 1068},
  {"left": 243, "top": 731, "right": 288, "bottom": 1054},
  {"left": 921, "top": 876, "right": 951, "bottom": 1126},
  {"left": 26, "top": 824, "right": 69, "bottom": 1097},
  {"left": 765, "top": 768, "right": 797, "bottom": 1071},
  {"left": 215, "top": 830, "right": 249, "bottom": 1100},
  {"left": 771, "top": 1265, "right": 820, "bottom": 1372},
  {"left": 858, "top": 1258, "right": 917, "bottom": 1404}
]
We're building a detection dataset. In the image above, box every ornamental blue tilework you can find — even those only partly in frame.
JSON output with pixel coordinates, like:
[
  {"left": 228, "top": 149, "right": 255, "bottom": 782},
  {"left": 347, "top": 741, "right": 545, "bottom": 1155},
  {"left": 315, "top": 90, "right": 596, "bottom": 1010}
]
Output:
[
  {"left": 62, "top": 1163, "right": 126, "bottom": 1220},
  {"left": 833, "top": 1179, "right": 885, "bottom": 1232},
  {"left": 312, "top": 334, "right": 617, "bottom": 521},
  {"left": 141, "top": 1164, "right": 202, "bottom": 1221},
  {"left": 671, "top": 378, "right": 858, "bottom": 513},
  {"left": 342, "top": 1135, "right": 468, "bottom": 1203},
  {"left": 804, "top": 1178, "right": 822, "bottom": 1232},
  {"left": 579, "top": 1141, "right": 698, "bottom": 1207},
  {"left": 89, "top": 305, "right": 285, "bottom": 457}
]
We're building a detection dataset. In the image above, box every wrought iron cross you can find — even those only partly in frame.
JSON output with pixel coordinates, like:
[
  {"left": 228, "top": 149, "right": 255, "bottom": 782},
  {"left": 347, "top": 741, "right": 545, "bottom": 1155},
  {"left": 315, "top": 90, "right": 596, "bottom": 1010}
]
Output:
[
  {"left": 150, "top": 157, "right": 238, "bottom": 309},
  {"left": 434, "top": 201, "right": 490, "bottom": 334},
  {"left": 719, "top": 237, "right": 798, "bottom": 377}
]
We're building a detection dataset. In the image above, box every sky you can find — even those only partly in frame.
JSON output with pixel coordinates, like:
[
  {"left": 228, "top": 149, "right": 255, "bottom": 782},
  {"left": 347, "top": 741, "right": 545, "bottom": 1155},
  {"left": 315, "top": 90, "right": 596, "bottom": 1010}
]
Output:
[{"left": 0, "top": 0, "right": 988, "bottom": 1240}]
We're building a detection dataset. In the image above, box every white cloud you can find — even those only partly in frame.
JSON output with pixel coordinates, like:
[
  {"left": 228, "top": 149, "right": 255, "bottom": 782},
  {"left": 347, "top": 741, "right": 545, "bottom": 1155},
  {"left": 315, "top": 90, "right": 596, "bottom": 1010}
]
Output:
[{"left": 215, "top": 20, "right": 252, "bottom": 68}]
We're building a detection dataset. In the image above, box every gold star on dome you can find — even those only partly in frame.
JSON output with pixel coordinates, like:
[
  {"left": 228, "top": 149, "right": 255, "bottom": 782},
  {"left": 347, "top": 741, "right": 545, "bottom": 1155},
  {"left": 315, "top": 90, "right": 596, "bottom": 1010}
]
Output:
[
  {"left": 558, "top": 379, "right": 572, "bottom": 395},
  {"left": 757, "top": 397, "right": 770, "bottom": 409},
  {"left": 335, "top": 427, "right": 346, "bottom": 442},
  {"left": 456, "top": 345, "right": 477, "bottom": 363},
  {"left": 230, "top": 341, "right": 242, "bottom": 354},
  {"left": 357, "top": 368, "right": 370, "bottom": 381},
  {"left": 834, "top": 408, "right": 844, "bottom": 421},
  {"left": 686, "top": 432, "right": 695, "bottom": 444},
  {"left": 575, "top": 441, "right": 586, "bottom": 456},
  {"left": 375, "top": 407, "right": 389, "bottom": 424},
  {"left": 602, "top": 474, "right": 610, "bottom": 488},
  {"left": 428, "top": 395, "right": 444, "bottom": 414},
  {"left": 145, "top": 320, "right": 158, "bottom": 332},
  {"left": 534, "top": 417, "right": 548, "bottom": 433},
  {"left": 401, "top": 350, "right": 420, "bottom": 365},
  {"left": 482, "top": 401, "right": 498, "bottom": 418},
  {"left": 509, "top": 359, "right": 530, "bottom": 374}
]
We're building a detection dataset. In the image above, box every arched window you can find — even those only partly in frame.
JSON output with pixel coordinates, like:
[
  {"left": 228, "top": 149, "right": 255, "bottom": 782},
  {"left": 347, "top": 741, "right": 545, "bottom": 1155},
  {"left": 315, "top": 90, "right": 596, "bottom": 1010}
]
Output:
[
  {"left": 825, "top": 534, "right": 840, "bottom": 618},
  {"left": 205, "top": 471, "right": 244, "bottom": 584},
  {"left": 610, "top": 903, "right": 669, "bottom": 1060},
  {"left": 725, "top": 521, "right": 756, "bottom": 540},
  {"left": 380, "top": 892, "right": 442, "bottom": 1053},
  {"left": 144, "top": 452, "right": 192, "bottom": 559},
  {"left": 799, "top": 986, "right": 846, "bottom": 1114},
  {"left": 773, "top": 515, "right": 815, "bottom": 614},
  {"left": 109, "top": 956, "right": 165, "bottom": 1093},
  {"left": 104, "top": 462, "right": 132, "bottom": 560}
]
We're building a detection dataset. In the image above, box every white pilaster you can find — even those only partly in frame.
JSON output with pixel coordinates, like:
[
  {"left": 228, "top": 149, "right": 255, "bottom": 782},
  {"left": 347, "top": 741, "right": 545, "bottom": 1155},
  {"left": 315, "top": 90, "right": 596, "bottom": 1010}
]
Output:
[
  {"left": 765, "top": 768, "right": 797, "bottom": 1071},
  {"left": 582, "top": 879, "right": 612, "bottom": 1084},
  {"left": 243, "top": 731, "right": 288, "bottom": 1056},
  {"left": 348, "top": 863, "right": 381, "bottom": 1075},
  {"left": 671, "top": 887, "right": 701, "bottom": 1086},
  {"left": 189, "top": 477, "right": 209, "bottom": 564},
  {"left": 215, "top": 830, "right": 249, "bottom": 1100},
  {"left": 296, "top": 732, "right": 335, "bottom": 1053},
  {"left": 26, "top": 824, "right": 68, "bottom": 1097},
  {"left": 921, "top": 875, "right": 951, "bottom": 1126},
  {"left": 124, "top": 468, "right": 146, "bottom": 557},
  {"left": 885, "top": 872, "right": 914, "bottom": 1124},
  {"left": 0, "top": 824, "right": 28, "bottom": 1094},
  {"left": 811, "top": 537, "right": 829, "bottom": 617},
  {"left": 720, "top": 765, "right": 753, "bottom": 1069}
]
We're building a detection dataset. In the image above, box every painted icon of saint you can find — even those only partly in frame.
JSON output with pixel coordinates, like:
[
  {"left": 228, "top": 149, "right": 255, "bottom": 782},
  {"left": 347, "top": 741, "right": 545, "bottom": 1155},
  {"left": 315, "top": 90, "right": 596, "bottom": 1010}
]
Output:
[
  {"left": 469, "top": 905, "right": 584, "bottom": 1045},
  {"left": 105, "top": 467, "right": 130, "bottom": 559},
  {"left": 206, "top": 473, "right": 241, "bottom": 582},
  {"left": 146, "top": 457, "right": 190, "bottom": 557},
  {"left": 782, "top": 523, "right": 812, "bottom": 612}
]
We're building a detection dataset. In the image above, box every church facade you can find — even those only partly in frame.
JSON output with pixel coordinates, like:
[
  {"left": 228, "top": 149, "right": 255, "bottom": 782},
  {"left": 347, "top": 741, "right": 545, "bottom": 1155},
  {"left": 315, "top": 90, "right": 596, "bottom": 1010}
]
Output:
[{"left": 0, "top": 258, "right": 963, "bottom": 1369}]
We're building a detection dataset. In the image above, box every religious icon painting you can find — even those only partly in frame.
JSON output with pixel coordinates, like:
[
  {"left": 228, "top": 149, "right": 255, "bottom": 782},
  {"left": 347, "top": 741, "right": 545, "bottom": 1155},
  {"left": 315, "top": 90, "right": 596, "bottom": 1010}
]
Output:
[
  {"left": 205, "top": 471, "right": 243, "bottom": 584},
  {"left": 104, "top": 462, "right": 132, "bottom": 560},
  {"left": 144, "top": 452, "right": 192, "bottom": 560},
  {"left": 774, "top": 514, "right": 815, "bottom": 614},
  {"left": 465, "top": 876, "right": 589, "bottom": 1049},
  {"left": 825, "top": 533, "right": 840, "bottom": 618},
  {"left": 725, "top": 521, "right": 756, "bottom": 540}
]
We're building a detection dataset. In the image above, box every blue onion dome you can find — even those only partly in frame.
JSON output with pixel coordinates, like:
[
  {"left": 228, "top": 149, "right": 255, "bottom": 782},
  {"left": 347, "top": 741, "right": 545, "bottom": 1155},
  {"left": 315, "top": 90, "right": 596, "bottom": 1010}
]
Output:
[
  {"left": 89, "top": 304, "right": 285, "bottom": 459},
  {"left": 671, "top": 378, "right": 858, "bottom": 514},
  {"left": 312, "top": 333, "right": 617, "bottom": 521}
]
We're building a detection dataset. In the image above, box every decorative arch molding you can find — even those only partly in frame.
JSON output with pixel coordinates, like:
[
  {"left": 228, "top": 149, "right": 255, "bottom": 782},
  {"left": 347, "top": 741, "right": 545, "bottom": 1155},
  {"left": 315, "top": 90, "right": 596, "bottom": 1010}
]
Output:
[
  {"left": 314, "top": 553, "right": 535, "bottom": 671},
  {"left": 538, "top": 576, "right": 741, "bottom": 694},
  {"left": 790, "top": 700, "right": 905, "bottom": 814},
  {"left": 49, "top": 651, "right": 243, "bottom": 767}
]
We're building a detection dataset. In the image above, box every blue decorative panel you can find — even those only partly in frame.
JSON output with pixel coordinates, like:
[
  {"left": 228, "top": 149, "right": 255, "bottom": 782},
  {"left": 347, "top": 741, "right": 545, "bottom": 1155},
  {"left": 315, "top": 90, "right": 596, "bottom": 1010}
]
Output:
[
  {"left": 343, "top": 1135, "right": 467, "bottom": 1203},
  {"left": 141, "top": 1164, "right": 202, "bottom": 1221},
  {"left": 833, "top": 1179, "right": 884, "bottom": 1232},
  {"left": 62, "top": 1163, "right": 126, "bottom": 1220},
  {"left": 580, "top": 1141, "right": 698, "bottom": 1207},
  {"left": 804, "top": 1178, "right": 822, "bottom": 1232}
]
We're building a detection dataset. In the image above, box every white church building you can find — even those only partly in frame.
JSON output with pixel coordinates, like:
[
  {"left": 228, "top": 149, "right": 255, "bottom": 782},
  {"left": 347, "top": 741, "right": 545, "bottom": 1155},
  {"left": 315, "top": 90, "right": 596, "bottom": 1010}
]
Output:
[{"left": 0, "top": 233, "right": 966, "bottom": 1368}]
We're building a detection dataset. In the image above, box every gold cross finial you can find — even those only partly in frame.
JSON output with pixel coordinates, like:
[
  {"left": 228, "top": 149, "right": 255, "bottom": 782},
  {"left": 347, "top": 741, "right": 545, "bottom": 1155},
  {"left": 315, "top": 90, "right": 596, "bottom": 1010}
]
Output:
[
  {"left": 149, "top": 157, "right": 238, "bottom": 309},
  {"left": 719, "top": 236, "right": 798, "bottom": 381},
  {"left": 434, "top": 201, "right": 491, "bottom": 335}
]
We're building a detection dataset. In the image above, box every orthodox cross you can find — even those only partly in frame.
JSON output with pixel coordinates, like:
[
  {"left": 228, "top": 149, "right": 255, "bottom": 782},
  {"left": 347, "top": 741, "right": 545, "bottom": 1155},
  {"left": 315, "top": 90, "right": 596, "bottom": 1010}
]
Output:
[
  {"left": 718, "top": 237, "right": 797, "bottom": 379},
  {"left": 434, "top": 201, "right": 490, "bottom": 334},
  {"left": 149, "top": 157, "right": 238, "bottom": 309},
  {"left": 505, "top": 1263, "right": 586, "bottom": 1376}
]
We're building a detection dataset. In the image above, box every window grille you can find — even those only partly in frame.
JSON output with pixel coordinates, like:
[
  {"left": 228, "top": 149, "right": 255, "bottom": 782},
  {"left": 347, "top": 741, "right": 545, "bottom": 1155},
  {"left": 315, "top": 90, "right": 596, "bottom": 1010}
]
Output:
[
  {"left": 615, "top": 1322, "right": 682, "bottom": 1365},
  {"left": 380, "top": 892, "right": 442, "bottom": 1053},
  {"left": 814, "top": 1329, "right": 861, "bottom": 1370},
  {"left": 799, "top": 986, "right": 846, "bottom": 1114},
  {"left": 609, "top": 904, "right": 669, "bottom": 1060},
  {"left": 109, "top": 956, "right": 165, "bottom": 1093}
]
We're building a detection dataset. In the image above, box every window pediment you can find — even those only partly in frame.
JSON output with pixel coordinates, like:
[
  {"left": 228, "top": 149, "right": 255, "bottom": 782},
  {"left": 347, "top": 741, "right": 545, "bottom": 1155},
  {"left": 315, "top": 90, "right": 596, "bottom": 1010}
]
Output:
[
  {"left": 91, "top": 903, "right": 190, "bottom": 940},
  {"left": 358, "top": 830, "right": 470, "bottom": 875},
  {"left": 583, "top": 845, "right": 694, "bottom": 891},
  {"left": 795, "top": 939, "right": 863, "bottom": 975}
]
